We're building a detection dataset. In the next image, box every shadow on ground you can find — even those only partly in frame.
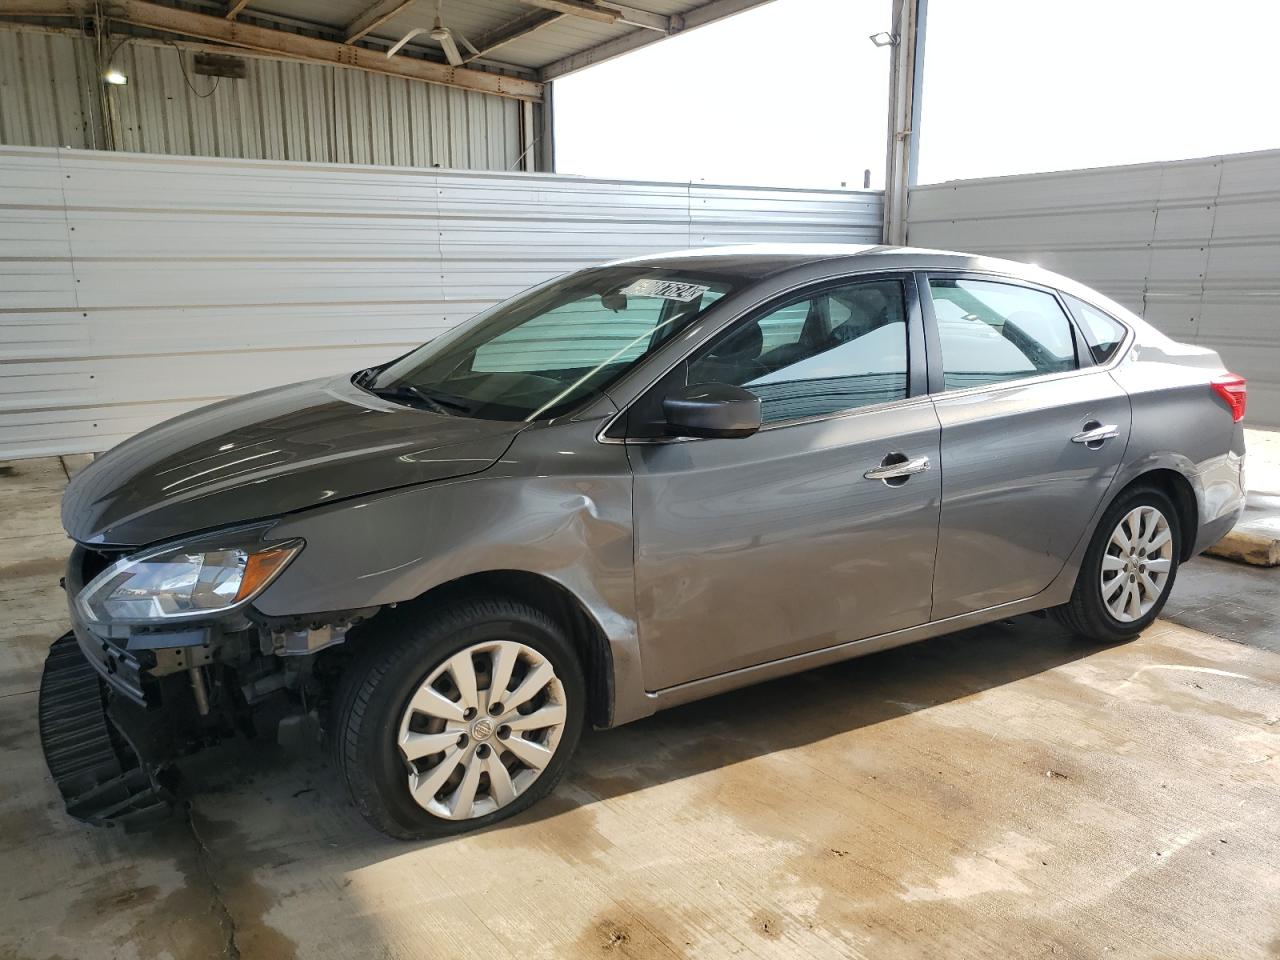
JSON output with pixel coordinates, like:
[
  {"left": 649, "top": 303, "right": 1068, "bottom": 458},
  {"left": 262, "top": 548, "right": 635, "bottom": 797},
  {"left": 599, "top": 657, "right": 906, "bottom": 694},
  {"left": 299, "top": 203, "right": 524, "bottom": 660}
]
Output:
[{"left": 176, "top": 613, "right": 1103, "bottom": 851}]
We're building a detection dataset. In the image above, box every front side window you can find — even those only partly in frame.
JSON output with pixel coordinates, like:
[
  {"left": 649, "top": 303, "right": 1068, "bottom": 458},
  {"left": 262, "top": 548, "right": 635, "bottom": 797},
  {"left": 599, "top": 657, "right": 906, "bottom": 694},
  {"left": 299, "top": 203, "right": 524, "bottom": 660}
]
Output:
[
  {"left": 929, "top": 278, "right": 1078, "bottom": 390},
  {"left": 1064, "top": 294, "right": 1127, "bottom": 364},
  {"left": 686, "top": 278, "right": 909, "bottom": 424},
  {"left": 368, "top": 267, "right": 737, "bottom": 421}
]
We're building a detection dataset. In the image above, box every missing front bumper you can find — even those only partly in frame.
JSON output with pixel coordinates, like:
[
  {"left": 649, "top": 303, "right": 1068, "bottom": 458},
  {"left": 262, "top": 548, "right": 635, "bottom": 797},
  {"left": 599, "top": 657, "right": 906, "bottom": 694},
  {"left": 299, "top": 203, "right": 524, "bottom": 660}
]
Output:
[{"left": 37, "top": 633, "right": 176, "bottom": 829}]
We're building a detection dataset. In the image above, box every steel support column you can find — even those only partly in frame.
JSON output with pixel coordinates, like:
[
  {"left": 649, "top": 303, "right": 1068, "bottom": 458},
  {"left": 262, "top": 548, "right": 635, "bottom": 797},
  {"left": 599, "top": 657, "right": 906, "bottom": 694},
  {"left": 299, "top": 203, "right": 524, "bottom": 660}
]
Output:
[
  {"left": 538, "top": 83, "right": 556, "bottom": 173},
  {"left": 882, "top": 0, "right": 926, "bottom": 245}
]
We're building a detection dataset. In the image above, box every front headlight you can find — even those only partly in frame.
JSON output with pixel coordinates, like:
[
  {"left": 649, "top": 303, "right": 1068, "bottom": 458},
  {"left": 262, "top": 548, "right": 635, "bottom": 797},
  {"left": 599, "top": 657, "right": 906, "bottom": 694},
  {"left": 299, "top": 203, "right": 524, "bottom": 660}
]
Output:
[{"left": 77, "top": 536, "right": 303, "bottom": 624}]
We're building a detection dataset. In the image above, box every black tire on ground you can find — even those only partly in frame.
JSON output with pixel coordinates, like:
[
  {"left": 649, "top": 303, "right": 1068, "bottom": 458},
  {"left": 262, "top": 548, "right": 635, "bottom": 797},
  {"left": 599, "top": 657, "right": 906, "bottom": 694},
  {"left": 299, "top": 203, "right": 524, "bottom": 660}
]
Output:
[
  {"left": 1052, "top": 484, "right": 1182, "bottom": 643},
  {"left": 331, "top": 597, "right": 585, "bottom": 840}
]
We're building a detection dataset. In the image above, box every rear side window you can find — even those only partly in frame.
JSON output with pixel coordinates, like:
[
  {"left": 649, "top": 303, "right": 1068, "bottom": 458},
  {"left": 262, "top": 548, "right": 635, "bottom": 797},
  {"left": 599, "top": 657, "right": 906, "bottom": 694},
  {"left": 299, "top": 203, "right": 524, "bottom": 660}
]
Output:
[
  {"left": 1064, "top": 294, "right": 1127, "bottom": 364},
  {"left": 687, "top": 278, "right": 909, "bottom": 424},
  {"left": 928, "top": 278, "right": 1078, "bottom": 390}
]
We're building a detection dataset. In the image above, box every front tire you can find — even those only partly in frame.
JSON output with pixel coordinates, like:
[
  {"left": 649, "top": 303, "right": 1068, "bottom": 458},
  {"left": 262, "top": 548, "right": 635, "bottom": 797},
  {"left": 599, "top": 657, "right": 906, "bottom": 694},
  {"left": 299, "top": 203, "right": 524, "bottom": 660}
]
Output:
[
  {"left": 332, "top": 598, "right": 585, "bottom": 840},
  {"left": 1052, "top": 485, "right": 1182, "bottom": 643}
]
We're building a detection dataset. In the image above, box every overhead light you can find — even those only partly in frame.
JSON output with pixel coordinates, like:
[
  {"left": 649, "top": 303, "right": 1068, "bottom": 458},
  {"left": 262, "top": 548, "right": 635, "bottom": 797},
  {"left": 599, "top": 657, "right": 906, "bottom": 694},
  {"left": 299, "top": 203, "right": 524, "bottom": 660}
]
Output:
[
  {"left": 869, "top": 32, "right": 898, "bottom": 47},
  {"left": 103, "top": 69, "right": 128, "bottom": 85}
]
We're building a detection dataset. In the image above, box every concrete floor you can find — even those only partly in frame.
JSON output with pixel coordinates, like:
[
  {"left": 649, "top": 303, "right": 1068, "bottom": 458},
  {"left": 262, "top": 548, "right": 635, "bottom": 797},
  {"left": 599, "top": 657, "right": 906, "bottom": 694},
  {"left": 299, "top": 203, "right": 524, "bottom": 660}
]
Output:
[
  {"left": 1173, "top": 429, "right": 1280, "bottom": 652},
  {"left": 1165, "top": 555, "right": 1280, "bottom": 654},
  {"left": 3, "top": 457, "right": 1280, "bottom": 959}
]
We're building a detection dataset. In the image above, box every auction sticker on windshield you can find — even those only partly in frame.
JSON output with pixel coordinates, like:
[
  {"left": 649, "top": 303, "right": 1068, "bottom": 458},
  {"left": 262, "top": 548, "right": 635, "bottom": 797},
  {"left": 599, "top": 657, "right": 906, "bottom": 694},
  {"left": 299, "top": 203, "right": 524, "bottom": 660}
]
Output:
[{"left": 619, "top": 279, "right": 710, "bottom": 302}]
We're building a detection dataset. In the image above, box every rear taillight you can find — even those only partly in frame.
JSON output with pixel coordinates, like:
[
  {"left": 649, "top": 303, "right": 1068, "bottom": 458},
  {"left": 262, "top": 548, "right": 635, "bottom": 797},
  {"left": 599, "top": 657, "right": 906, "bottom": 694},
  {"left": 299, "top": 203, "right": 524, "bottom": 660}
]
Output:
[{"left": 1211, "top": 373, "right": 1247, "bottom": 422}]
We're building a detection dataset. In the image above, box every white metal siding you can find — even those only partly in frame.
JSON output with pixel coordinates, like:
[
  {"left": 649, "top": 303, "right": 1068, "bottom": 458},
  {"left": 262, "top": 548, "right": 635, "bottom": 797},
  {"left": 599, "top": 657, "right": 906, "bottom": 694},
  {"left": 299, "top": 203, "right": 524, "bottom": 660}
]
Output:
[
  {"left": 0, "top": 26, "right": 524, "bottom": 171},
  {"left": 907, "top": 149, "right": 1280, "bottom": 427},
  {"left": 0, "top": 146, "right": 883, "bottom": 459}
]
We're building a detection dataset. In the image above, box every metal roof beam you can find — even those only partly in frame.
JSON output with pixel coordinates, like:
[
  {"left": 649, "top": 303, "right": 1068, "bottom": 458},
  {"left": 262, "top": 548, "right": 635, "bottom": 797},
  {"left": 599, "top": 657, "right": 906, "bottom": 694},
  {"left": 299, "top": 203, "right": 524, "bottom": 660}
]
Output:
[
  {"left": 0, "top": 0, "right": 543, "bottom": 100},
  {"left": 513, "top": 0, "right": 671, "bottom": 31},
  {"left": 609, "top": 4, "right": 671, "bottom": 32},
  {"left": 343, "top": 0, "right": 415, "bottom": 44},
  {"left": 514, "top": 0, "right": 618, "bottom": 24},
  {"left": 464, "top": 8, "right": 565, "bottom": 62},
  {"left": 539, "top": 0, "right": 773, "bottom": 79}
]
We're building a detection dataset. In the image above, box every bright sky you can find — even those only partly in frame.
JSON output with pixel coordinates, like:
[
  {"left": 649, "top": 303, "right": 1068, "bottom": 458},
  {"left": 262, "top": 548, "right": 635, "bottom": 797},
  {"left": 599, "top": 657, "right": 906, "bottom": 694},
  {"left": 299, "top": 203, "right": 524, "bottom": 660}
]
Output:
[
  {"left": 553, "top": 0, "right": 1280, "bottom": 188},
  {"left": 553, "top": 0, "right": 888, "bottom": 189}
]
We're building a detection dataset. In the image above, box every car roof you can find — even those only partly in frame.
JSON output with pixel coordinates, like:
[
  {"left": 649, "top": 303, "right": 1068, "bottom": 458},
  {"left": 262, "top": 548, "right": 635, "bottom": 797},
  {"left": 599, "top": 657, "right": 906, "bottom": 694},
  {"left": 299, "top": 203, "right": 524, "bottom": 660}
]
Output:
[
  {"left": 600, "top": 243, "right": 1145, "bottom": 329},
  {"left": 602, "top": 243, "right": 1052, "bottom": 283}
]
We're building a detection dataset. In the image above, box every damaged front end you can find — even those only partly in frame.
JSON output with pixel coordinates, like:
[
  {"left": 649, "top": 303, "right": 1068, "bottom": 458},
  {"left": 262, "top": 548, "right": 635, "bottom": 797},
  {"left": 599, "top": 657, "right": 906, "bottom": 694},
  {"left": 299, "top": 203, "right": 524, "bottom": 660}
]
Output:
[
  {"left": 39, "top": 632, "right": 177, "bottom": 828},
  {"left": 39, "top": 540, "right": 376, "bottom": 828}
]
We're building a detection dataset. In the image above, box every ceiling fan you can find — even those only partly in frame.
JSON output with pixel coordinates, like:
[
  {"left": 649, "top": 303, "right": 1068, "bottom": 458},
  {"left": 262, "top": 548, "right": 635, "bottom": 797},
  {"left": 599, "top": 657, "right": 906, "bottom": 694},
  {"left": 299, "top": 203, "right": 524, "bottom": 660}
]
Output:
[{"left": 387, "top": 0, "right": 479, "bottom": 66}]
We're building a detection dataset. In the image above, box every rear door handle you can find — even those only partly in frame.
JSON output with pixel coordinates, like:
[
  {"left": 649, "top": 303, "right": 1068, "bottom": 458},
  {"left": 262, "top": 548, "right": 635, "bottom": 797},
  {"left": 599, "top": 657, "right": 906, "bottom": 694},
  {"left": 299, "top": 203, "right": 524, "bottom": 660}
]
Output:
[
  {"left": 864, "top": 454, "right": 931, "bottom": 482},
  {"left": 1071, "top": 422, "right": 1118, "bottom": 446}
]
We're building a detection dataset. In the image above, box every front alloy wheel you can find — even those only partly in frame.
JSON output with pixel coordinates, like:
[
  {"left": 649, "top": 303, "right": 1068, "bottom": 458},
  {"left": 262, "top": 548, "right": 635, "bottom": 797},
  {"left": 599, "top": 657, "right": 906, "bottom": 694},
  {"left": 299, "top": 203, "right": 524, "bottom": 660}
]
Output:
[
  {"left": 333, "top": 599, "right": 585, "bottom": 840},
  {"left": 398, "top": 640, "right": 568, "bottom": 821}
]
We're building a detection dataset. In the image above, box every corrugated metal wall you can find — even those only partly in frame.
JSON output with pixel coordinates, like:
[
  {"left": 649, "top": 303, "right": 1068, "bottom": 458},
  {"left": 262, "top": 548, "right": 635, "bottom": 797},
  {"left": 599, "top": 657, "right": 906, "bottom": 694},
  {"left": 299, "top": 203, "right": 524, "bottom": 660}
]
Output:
[
  {"left": 0, "top": 28, "right": 102, "bottom": 149},
  {"left": 907, "top": 149, "right": 1280, "bottom": 427},
  {"left": 0, "top": 146, "right": 884, "bottom": 459},
  {"left": 0, "top": 26, "right": 524, "bottom": 170}
]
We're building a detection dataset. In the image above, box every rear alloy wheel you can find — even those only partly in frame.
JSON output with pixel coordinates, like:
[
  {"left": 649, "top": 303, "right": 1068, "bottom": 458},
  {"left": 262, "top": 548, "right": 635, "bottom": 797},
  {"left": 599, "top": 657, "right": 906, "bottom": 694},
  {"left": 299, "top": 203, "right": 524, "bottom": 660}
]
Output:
[
  {"left": 332, "top": 598, "right": 584, "bottom": 839},
  {"left": 1052, "top": 485, "right": 1182, "bottom": 643},
  {"left": 1099, "top": 505, "right": 1174, "bottom": 624},
  {"left": 398, "top": 640, "right": 568, "bottom": 821}
]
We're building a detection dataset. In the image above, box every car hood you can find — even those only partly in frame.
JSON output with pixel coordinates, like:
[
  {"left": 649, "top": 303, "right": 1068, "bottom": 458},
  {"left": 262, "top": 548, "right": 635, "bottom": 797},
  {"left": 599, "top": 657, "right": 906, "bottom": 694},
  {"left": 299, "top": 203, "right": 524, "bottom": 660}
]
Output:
[{"left": 62, "top": 376, "right": 525, "bottom": 546}]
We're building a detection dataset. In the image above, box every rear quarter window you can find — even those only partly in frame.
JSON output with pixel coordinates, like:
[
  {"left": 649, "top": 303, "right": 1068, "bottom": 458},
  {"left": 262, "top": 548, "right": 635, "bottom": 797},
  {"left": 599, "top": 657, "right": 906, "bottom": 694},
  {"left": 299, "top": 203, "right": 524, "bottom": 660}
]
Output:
[{"left": 1064, "top": 294, "right": 1128, "bottom": 364}]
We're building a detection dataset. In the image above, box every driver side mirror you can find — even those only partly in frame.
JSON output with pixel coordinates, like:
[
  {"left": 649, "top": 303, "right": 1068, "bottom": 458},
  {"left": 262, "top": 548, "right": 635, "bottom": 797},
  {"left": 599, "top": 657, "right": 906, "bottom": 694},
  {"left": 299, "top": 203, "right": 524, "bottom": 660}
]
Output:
[{"left": 662, "top": 383, "right": 762, "bottom": 439}]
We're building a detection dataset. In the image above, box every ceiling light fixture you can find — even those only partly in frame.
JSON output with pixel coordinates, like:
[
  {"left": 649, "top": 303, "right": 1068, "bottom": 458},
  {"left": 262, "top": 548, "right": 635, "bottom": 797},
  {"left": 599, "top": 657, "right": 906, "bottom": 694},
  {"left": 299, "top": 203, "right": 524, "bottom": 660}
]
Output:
[{"left": 103, "top": 69, "right": 128, "bottom": 85}]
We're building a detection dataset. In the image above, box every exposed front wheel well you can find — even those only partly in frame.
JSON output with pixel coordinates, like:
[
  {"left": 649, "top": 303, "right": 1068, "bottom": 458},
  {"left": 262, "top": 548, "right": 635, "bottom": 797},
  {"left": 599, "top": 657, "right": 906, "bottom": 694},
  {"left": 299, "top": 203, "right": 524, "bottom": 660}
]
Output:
[
  {"left": 1112, "top": 469, "right": 1199, "bottom": 562},
  {"left": 359, "top": 570, "right": 614, "bottom": 729}
]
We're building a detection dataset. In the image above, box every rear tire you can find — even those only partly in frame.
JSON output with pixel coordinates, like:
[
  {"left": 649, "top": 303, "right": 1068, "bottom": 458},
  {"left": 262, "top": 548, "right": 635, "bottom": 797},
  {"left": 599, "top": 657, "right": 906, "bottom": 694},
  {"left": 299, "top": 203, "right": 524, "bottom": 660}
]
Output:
[
  {"left": 1052, "top": 485, "right": 1182, "bottom": 643},
  {"left": 332, "top": 598, "right": 585, "bottom": 840}
]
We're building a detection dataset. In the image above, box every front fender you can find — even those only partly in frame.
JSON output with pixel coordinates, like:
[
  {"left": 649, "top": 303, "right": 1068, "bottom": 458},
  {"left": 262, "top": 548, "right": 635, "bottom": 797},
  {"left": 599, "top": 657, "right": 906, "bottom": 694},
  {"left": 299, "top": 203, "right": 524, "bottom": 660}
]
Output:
[{"left": 254, "top": 415, "right": 652, "bottom": 725}]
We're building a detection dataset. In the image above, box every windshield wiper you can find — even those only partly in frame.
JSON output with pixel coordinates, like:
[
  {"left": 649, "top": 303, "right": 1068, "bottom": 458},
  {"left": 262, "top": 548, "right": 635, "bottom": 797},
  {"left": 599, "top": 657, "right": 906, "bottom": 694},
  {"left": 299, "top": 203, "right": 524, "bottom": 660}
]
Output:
[
  {"left": 353, "top": 366, "right": 381, "bottom": 388},
  {"left": 370, "top": 383, "right": 473, "bottom": 416},
  {"left": 409, "top": 385, "right": 474, "bottom": 414}
]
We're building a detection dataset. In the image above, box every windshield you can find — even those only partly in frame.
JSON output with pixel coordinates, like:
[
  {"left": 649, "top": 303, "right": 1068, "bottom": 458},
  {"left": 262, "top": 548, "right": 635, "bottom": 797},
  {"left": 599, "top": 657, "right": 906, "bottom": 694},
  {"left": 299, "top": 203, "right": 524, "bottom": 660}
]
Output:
[{"left": 365, "top": 266, "right": 740, "bottom": 421}]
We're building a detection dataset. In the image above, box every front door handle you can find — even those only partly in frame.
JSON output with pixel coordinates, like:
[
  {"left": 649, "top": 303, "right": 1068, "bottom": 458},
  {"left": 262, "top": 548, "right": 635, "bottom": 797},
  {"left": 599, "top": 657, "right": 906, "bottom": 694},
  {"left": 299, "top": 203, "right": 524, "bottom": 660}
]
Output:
[
  {"left": 1071, "top": 422, "right": 1118, "bottom": 447},
  {"left": 864, "top": 453, "right": 931, "bottom": 483}
]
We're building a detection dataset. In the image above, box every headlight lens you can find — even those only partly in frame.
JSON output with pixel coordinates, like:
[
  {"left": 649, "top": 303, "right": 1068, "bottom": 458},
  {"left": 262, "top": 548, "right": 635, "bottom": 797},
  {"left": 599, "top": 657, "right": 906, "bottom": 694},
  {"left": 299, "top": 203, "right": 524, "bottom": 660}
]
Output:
[{"left": 77, "top": 538, "right": 303, "bottom": 624}]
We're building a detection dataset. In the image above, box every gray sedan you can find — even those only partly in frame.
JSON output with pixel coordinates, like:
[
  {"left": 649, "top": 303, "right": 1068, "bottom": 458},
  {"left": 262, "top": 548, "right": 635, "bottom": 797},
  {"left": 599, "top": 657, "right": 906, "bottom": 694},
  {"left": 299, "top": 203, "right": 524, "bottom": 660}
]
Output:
[{"left": 44, "top": 245, "right": 1247, "bottom": 839}]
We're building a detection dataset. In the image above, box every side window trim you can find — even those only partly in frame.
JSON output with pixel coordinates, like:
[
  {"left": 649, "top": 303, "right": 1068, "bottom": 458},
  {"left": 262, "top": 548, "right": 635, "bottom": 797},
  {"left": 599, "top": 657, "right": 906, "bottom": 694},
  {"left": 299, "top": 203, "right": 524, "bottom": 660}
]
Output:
[
  {"left": 619, "top": 271, "right": 928, "bottom": 439},
  {"left": 1065, "top": 293, "right": 1096, "bottom": 370},
  {"left": 917, "top": 270, "right": 1096, "bottom": 396},
  {"left": 903, "top": 272, "right": 929, "bottom": 398}
]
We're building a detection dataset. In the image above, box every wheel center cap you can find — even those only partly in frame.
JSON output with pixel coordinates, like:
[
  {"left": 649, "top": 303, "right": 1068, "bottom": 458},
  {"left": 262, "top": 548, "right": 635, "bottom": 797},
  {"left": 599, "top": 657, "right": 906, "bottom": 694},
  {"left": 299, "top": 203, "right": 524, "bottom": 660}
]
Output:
[{"left": 471, "top": 717, "right": 495, "bottom": 741}]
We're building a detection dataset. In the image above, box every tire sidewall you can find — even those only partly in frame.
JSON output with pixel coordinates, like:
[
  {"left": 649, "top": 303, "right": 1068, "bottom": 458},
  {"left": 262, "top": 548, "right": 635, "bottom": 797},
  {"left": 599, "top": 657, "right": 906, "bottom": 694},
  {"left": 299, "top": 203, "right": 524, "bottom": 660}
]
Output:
[{"left": 352, "top": 604, "right": 585, "bottom": 839}]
